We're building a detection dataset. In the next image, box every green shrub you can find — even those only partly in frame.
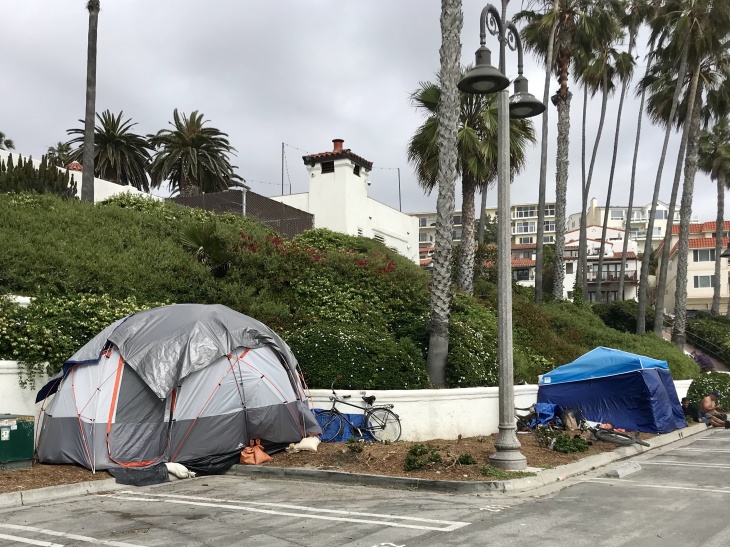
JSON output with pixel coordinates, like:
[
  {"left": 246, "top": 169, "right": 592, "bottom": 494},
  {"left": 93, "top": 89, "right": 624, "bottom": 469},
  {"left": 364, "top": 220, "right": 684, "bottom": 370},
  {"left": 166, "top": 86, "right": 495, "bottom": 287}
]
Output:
[
  {"left": 285, "top": 322, "right": 429, "bottom": 390},
  {"left": 592, "top": 300, "right": 655, "bottom": 333},
  {"left": 687, "top": 316, "right": 730, "bottom": 366},
  {"left": 446, "top": 294, "right": 499, "bottom": 387},
  {"left": 456, "top": 453, "right": 477, "bottom": 465},
  {"left": 687, "top": 371, "right": 730, "bottom": 404},
  {"left": 404, "top": 444, "right": 442, "bottom": 471},
  {"left": 0, "top": 293, "right": 166, "bottom": 386},
  {"left": 552, "top": 433, "right": 589, "bottom": 453}
]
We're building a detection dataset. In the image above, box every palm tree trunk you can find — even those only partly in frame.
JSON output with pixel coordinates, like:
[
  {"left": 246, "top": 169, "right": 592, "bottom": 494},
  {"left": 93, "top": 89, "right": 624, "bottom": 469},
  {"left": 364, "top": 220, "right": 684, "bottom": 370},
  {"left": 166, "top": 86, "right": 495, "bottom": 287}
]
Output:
[
  {"left": 672, "top": 72, "right": 702, "bottom": 348},
  {"left": 589, "top": 72, "right": 610, "bottom": 302},
  {"left": 712, "top": 172, "right": 725, "bottom": 315},
  {"left": 535, "top": 11, "right": 559, "bottom": 305},
  {"left": 477, "top": 187, "right": 487, "bottom": 244},
  {"left": 458, "top": 174, "right": 477, "bottom": 295},
  {"left": 636, "top": 44, "right": 688, "bottom": 335},
  {"left": 552, "top": 92, "right": 571, "bottom": 300},
  {"left": 426, "top": 0, "right": 462, "bottom": 387},
  {"left": 578, "top": 85, "right": 589, "bottom": 294},
  {"left": 81, "top": 0, "right": 100, "bottom": 203},
  {"left": 620, "top": 38, "right": 651, "bottom": 301},
  {"left": 597, "top": 57, "right": 632, "bottom": 303}
]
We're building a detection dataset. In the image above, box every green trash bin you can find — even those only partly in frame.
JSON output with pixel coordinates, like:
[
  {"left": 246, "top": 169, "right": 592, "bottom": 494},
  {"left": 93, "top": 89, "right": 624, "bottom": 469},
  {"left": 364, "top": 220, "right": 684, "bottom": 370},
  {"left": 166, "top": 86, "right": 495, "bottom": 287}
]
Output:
[{"left": 0, "top": 414, "right": 34, "bottom": 470}]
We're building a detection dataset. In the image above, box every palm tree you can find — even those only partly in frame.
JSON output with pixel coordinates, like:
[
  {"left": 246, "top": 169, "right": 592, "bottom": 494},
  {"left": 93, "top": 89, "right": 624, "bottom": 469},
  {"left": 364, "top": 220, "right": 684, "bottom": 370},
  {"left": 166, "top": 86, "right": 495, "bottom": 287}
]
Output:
[
  {"left": 698, "top": 118, "right": 730, "bottom": 316},
  {"left": 0, "top": 131, "right": 15, "bottom": 151},
  {"left": 148, "top": 109, "right": 243, "bottom": 197},
  {"left": 66, "top": 110, "right": 153, "bottom": 191},
  {"left": 408, "top": 74, "right": 536, "bottom": 296},
  {"left": 518, "top": 0, "right": 619, "bottom": 300},
  {"left": 619, "top": 1, "right": 658, "bottom": 302},
  {"left": 81, "top": 0, "right": 100, "bottom": 203},
  {"left": 46, "top": 142, "right": 73, "bottom": 168},
  {"left": 423, "top": 0, "right": 462, "bottom": 387}
]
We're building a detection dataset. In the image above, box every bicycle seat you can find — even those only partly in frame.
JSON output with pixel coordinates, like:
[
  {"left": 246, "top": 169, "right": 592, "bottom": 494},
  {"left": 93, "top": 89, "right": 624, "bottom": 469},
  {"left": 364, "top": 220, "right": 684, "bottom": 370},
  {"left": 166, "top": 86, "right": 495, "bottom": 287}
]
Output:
[{"left": 362, "top": 395, "right": 376, "bottom": 405}]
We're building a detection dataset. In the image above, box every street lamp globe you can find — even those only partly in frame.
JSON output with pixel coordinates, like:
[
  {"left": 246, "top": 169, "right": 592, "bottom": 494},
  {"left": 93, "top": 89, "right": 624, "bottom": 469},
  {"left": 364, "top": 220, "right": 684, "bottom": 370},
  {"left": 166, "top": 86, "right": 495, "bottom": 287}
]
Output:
[
  {"left": 458, "top": 46, "right": 510, "bottom": 95},
  {"left": 509, "top": 75, "right": 546, "bottom": 119}
]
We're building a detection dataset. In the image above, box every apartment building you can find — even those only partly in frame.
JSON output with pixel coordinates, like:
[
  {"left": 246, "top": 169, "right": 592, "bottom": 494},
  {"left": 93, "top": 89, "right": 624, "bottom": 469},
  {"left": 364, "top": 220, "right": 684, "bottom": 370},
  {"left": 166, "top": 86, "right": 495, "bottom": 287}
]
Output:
[
  {"left": 412, "top": 201, "right": 557, "bottom": 258},
  {"left": 567, "top": 198, "right": 699, "bottom": 252},
  {"left": 659, "top": 221, "right": 730, "bottom": 314}
]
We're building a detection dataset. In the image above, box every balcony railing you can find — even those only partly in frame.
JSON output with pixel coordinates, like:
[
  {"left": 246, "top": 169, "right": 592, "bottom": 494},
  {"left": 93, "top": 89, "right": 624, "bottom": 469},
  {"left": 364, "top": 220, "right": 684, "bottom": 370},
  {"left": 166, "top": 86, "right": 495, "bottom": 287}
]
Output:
[{"left": 586, "top": 270, "right": 638, "bottom": 283}]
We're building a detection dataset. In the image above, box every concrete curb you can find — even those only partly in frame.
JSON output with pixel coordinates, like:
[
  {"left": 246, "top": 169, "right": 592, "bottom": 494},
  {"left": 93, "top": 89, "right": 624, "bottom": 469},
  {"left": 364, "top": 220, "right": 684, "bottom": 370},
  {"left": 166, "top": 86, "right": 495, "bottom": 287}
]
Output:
[
  {"left": 228, "top": 422, "right": 710, "bottom": 494},
  {"left": 0, "top": 478, "right": 122, "bottom": 509}
]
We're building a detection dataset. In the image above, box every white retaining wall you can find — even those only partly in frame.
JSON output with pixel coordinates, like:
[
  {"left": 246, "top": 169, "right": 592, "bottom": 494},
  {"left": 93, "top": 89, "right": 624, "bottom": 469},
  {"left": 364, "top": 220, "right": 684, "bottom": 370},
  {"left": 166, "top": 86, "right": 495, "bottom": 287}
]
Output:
[{"left": 1, "top": 358, "right": 695, "bottom": 442}]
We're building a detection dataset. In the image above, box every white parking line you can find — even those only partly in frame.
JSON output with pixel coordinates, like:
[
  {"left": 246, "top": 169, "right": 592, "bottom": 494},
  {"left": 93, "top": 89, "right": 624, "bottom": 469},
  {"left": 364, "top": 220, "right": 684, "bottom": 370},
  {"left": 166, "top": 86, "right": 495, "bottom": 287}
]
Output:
[
  {"left": 641, "top": 461, "right": 730, "bottom": 469},
  {"left": 0, "top": 533, "right": 63, "bottom": 547},
  {"left": 587, "top": 477, "right": 730, "bottom": 494},
  {"left": 105, "top": 491, "right": 470, "bottom": 532},
  {"left": 0, "top": 524, "right": 146, "bottom": 547}
]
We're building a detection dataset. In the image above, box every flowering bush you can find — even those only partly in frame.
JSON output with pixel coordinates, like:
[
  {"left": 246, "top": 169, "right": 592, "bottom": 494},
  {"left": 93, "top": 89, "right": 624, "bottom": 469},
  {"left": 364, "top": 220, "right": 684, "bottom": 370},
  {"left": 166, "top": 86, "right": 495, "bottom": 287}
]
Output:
[
  {"left": 285, "top": 322, "right": 429, "bottom": 390},
  {"left": 0, "top": 294, "right": 165, "bottom": 387}
]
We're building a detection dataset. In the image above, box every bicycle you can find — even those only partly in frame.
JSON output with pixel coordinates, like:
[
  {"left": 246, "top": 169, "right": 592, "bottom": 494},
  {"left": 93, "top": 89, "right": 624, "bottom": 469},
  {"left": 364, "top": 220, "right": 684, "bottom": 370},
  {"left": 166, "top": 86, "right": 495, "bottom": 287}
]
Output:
[
  {"left": 581, "top": 421, "right": 651, "bottom": 447},
  {"left": 316, "top": 378, "right": 402, "bottom": 443}
]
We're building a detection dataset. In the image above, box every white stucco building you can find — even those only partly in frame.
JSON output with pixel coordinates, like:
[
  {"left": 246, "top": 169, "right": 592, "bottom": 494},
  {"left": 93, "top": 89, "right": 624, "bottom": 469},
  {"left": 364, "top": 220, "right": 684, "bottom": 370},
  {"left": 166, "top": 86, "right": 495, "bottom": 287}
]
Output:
[
  {"left": 270, "top": 139, "right": 419, "bottom": 263},
  {"left": 0, "top": 149, "right": 160, "bottom": 202}
]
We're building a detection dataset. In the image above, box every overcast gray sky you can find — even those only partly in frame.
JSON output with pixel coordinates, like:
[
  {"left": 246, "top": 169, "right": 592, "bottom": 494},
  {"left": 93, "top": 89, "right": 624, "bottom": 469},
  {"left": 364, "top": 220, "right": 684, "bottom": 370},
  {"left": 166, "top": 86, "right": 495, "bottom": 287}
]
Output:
[{"left": 0, "top": 0, "right": 719, "bottom": 222}]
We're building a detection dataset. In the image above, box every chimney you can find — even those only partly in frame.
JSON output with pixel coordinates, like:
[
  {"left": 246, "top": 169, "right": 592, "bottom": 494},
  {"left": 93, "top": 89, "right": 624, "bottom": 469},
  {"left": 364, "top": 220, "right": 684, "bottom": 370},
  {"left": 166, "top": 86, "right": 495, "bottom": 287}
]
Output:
[{"left": 332, "top": 138, "right": 344, "bottom": 152}]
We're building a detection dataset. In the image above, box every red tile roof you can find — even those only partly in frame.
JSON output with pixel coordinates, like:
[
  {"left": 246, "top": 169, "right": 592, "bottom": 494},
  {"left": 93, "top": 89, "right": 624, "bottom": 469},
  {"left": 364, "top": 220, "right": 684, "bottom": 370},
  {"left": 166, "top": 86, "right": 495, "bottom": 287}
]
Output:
[
  {"left": 66, "top": 161, "right": 82, "bottom": 171},
  {"left": 511, "top": 258, "right": 536, "bottom": 267},
  {"left": 420, "top": 258, "right": 433, "bottom": 266},
  {"left": 303, "top": 149, "right": 373, "bottom": 171},
  {"left": 669, "top": 237, "right": 730, "bottom": 257},
  {"left": 671, "top": 221, "right": 730, "bottom": 235},
  {"left": 511, "top": 243, "right": 536, "bottom": 250}
]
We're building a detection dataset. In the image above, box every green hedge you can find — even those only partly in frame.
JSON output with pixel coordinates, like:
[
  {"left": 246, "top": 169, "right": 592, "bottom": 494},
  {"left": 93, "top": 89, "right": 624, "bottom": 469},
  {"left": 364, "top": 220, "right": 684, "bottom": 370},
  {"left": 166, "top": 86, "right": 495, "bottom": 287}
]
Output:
[
  {"left": 285, "top": 322, "right": 429, "bottom": 390},
  {"left": 592, "top": 300, "right": 655, "bottom": 333},
  {"left": 687, "top": 372, "right": 730, "bottom": 404}
]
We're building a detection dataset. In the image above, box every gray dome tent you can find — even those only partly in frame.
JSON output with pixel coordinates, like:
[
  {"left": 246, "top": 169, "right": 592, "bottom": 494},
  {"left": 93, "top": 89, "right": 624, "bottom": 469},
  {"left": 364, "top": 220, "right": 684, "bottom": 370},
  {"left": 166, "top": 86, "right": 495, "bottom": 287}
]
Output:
[{"left": 36, "top": 304, "right": 320, "bottom": 474}]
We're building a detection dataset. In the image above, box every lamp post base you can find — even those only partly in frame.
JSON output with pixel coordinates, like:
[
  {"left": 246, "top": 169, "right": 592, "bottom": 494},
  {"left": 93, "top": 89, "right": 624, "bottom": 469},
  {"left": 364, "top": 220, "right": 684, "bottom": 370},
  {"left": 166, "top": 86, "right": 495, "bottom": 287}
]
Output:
[{"left": 489, "top": 426, "right": 527, "bottom": 470}]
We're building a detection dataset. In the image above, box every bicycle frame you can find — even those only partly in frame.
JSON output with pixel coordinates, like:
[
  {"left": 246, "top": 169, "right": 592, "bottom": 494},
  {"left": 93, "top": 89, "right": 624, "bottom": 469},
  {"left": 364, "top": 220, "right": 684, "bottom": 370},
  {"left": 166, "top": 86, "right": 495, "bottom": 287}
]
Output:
[{"left": 323, "top": 379, "right": 395, "bottom": 438}]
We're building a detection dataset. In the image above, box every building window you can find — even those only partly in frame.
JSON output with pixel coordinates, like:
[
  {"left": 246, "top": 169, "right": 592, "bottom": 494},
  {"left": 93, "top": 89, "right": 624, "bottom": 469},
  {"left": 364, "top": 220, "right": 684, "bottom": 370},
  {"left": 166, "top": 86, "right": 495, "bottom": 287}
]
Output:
[
  {"left": 512, "top": 269, "right": 530, "bottom": 281},
  {"left": 543, "top": 235, "right": 554, "bottom": 243},
  {"left": 567, "top": 291, "right": 573, "bottom": 299},
  {"left": 566, "top": 262, "right": 574, "bottom": 274},
  {"left": 516, "top": 221, "right": 536, "bottom": 234},
  {"left": 453, "top": 215, "right": 462, "bottom": 225},
  {"left": 453, "top": 230, "right": 462, "bottom": 240},
  {"left": 693, "top": 249, "right": 716, "bottom": 262},
  {"left": 419, "top": 233, "right": 430, "bottom": 242},
  {"left": 655, "top": 209, "right": 668, "bottom": 220},
  {"left": 321, "top": 161, "right": 334, "bottom": 173},
  {"left": 374, "top": 233, "right": 385, "bottom": 244},
  {"left": 610, "top": 209, "right": 624, "bottom": 220},
  {"left": 653, "top": 227, "right": 662, "bottom": 236},
  {"left": 521, "top": 251, "right": 532, "bottom": 259},
  {"left": 353, "top": 165, "right": 361, "bottom": 177},
  {"left": 419, "top": 217, "right": 427, "bottom": 227},
  {"left": 693, "top": 275, "right": 715, "bottom": 289},
  {"left": 544, "top": 220, "right": 555, "bottom": 232},
  {"left": 515, "top": 206, "right": 537, "bottom": 218},
  {"left": 519, "top": 236, "right": 533, "bottom": 244},
  {"left": 544, "top": 204, "right": 556, "bottom": 217}
]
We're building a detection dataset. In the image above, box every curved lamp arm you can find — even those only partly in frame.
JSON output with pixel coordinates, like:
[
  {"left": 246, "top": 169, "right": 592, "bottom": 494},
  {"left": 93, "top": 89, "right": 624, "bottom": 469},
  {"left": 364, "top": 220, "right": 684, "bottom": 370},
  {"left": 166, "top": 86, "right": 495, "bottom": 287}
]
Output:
[
  {"left": 505, "top": 22, "right": 524, "bottom": 78},
  {"left": 479, "top": 4, "right": 504, "bottom": 46}
]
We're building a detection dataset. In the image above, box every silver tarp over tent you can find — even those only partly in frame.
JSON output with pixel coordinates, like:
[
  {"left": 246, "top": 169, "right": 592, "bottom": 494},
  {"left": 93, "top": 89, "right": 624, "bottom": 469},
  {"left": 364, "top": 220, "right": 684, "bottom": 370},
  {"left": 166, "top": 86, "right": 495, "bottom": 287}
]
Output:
[{"left": 37, "top": 304, "right": 320, "bottom": 473}]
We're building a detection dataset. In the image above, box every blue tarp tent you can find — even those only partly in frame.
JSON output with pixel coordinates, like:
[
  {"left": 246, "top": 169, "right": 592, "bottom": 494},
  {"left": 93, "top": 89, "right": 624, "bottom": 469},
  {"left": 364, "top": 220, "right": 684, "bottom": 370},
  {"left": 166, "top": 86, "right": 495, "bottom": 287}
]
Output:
[{"left": 537, "top": 347, "right": 686, "bottom": 433}]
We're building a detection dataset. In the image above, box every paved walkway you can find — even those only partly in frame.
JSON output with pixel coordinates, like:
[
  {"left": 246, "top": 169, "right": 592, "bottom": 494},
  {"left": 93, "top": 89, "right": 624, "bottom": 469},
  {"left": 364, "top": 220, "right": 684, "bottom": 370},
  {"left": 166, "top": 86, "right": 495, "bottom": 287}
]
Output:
[{"left": 662, "top": 328, "right": 729, "bottom": 372}]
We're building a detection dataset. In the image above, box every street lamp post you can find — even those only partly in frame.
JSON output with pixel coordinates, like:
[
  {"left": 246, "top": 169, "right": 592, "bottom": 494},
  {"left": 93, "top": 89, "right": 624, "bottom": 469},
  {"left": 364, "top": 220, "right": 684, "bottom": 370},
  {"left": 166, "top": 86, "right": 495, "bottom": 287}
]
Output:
[{"left": 458, "top": 4, "right": 545, "bottom": 470}]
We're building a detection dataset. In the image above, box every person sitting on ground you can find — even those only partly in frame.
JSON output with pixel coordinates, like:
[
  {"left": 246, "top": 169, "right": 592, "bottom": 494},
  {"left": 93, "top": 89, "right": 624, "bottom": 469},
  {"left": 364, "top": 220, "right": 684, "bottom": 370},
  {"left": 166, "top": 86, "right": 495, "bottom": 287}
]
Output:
[
  {"left": 681, "top": 397, "right": 702, "bottom": 422},
  {"left": 699, "top": 390, "right": 730, "bottom": 428}
]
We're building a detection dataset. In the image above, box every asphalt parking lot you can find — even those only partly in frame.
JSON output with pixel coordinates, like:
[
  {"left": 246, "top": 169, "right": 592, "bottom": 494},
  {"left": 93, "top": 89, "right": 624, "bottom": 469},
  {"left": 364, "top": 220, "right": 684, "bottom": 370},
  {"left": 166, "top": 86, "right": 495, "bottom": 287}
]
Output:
[{"left": 1, "top": 429, "right": 730, "bottom": 546}]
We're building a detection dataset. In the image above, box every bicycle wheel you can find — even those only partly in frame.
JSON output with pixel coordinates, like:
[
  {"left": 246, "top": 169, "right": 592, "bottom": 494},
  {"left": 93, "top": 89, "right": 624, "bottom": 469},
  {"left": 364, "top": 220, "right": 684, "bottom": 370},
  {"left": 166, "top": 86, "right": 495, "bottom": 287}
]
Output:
[
  {"left": 594, "top": 429, "right": 639, "bottom": 446},
  {"left": 365, "top": 408, "right": 401, "bottom": 443},
  {"left": 316, "top": 411, "right": 343, "bottom": 442}
]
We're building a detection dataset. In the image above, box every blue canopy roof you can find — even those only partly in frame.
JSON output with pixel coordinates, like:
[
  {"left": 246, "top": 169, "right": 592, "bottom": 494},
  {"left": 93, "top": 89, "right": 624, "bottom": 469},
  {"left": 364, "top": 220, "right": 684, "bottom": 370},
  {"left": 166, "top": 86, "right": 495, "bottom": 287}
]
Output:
[{"left": 539, "top": 347, "right": 668, "bottom": 386}]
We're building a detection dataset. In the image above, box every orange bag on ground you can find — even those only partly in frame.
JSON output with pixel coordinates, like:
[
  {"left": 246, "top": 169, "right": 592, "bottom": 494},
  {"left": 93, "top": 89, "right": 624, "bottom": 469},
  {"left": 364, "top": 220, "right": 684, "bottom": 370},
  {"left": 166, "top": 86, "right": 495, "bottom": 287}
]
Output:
[{"left": 240, "top": 439, "right": 272, "bottom": 465}]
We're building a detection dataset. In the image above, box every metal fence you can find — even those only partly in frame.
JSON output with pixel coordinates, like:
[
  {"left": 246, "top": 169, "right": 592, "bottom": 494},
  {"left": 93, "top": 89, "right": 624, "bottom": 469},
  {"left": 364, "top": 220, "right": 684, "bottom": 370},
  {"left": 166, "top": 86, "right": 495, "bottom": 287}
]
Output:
[{"left": 171, "top": 189, "right": 313, "bottom": 238}]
